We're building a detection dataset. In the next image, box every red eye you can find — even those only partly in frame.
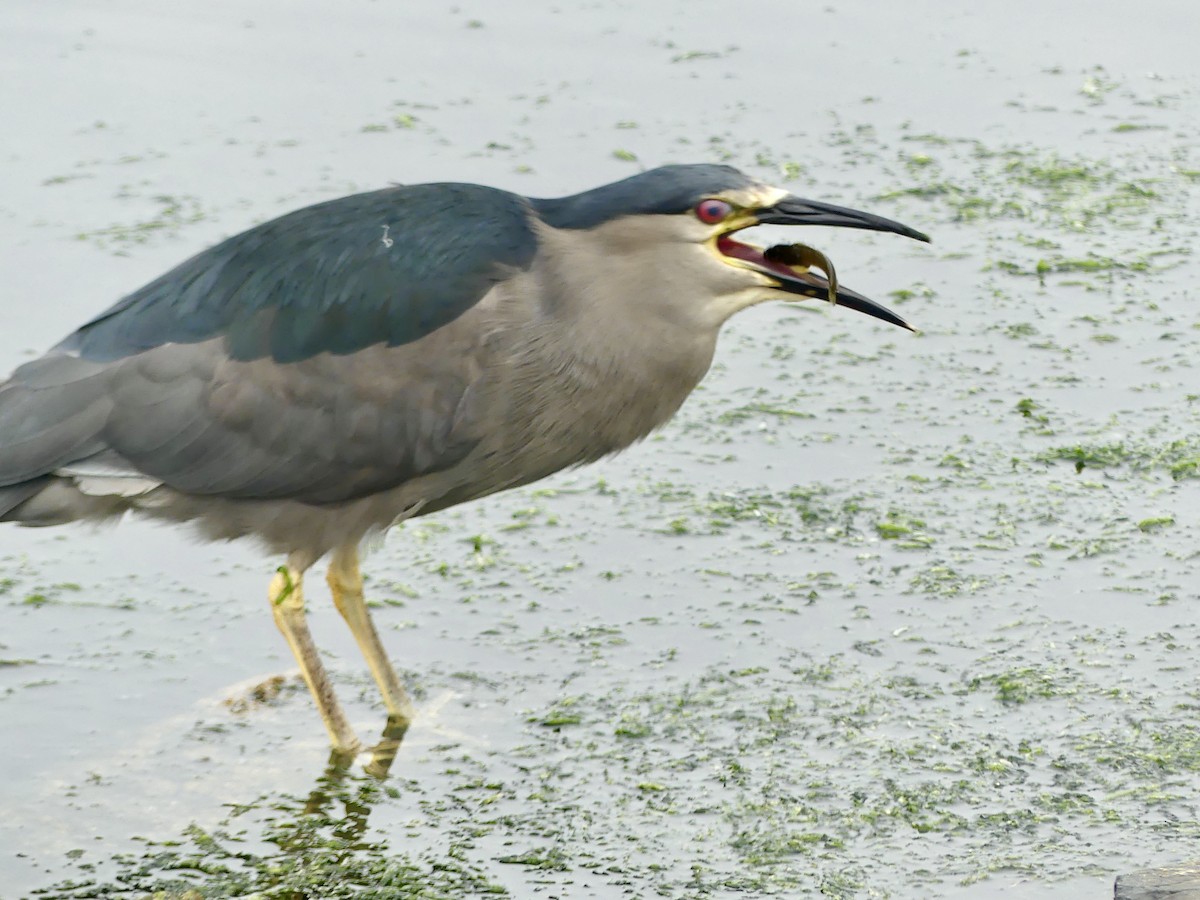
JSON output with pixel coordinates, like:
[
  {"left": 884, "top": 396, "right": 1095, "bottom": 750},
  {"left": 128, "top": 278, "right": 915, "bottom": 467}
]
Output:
[{"left": 695, "top": 198, "right": 734, "bottom": 224}]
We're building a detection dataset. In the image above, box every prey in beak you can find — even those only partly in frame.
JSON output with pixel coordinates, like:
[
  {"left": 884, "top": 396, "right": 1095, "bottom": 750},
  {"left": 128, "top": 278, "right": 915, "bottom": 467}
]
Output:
[
  {"left": 764, "top": 242, "right": 917, "bottom": 333},
  {"left": 713, "top": 193, "right": 930, "bottom": 331}
]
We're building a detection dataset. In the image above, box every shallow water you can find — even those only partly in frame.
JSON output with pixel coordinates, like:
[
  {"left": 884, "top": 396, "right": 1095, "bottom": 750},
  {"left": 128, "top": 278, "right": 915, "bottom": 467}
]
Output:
[{"left": 2, "top": 1, "right": 1199, "bottom": 897}]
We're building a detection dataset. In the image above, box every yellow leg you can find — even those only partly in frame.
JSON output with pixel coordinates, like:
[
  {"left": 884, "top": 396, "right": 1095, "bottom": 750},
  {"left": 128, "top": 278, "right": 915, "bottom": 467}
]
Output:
[
  {"left": 269, "top": 553, "right": 361, "bottom": 753},
  {"left": 327, "top": 545, "right": 416, "bottom": 722}
]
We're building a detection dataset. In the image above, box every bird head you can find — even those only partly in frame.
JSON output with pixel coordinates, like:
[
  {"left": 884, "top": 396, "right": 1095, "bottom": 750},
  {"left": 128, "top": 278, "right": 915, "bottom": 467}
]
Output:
[{"left": 532, "top": 164, "right": 929, "bottom": 332}]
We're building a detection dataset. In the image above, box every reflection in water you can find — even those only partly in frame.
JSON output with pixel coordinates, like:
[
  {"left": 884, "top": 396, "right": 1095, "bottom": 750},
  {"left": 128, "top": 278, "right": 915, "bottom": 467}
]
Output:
[
  {"left": 289, "top": 726, "right": 399, "bottom": 857},
  {"left": 300, "top": 714, "right": 411, "bottom": 837},
  {"left": 32, "top": 714, "right": 504, "bottom": 898},
  {"left": 315, "top": 711, "right": 411, "bottom": 786},
  {"left": 362, "top": 712, "right": 411, "bottom": 780}
]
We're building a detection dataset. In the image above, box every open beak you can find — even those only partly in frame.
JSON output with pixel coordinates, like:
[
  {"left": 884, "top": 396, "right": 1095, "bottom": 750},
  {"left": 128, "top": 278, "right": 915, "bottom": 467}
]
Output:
[
  {"left": 766, "top": 243, "right": 916, "bottom": 332},
  {"left": 717, "top": 194, "right": 928, "bottom": 331}
]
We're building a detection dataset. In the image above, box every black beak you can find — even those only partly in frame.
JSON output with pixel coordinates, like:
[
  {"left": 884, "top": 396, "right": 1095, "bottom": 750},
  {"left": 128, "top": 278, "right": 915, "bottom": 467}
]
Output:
[
  {"left": 756, "top": 196, "right": 931, "bottom": 244},
  {"left": 756, "top": 241, "right": 917, "bottom": 332},
  {"left": 771, "top": 265, "right": 916, "bottom": 332}
]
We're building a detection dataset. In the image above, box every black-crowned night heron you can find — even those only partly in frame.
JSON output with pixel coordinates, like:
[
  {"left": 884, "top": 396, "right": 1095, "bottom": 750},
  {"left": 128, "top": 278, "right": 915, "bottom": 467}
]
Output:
[{"left": 0, "top": 164, "right": 927, "bottom": 754}]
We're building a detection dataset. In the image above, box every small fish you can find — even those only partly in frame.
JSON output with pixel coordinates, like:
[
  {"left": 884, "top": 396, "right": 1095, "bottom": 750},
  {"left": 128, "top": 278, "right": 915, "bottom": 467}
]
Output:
[
  {"left": 763, "top": 241, "right": 916, "bottom": 332},
  {"left": 764, "top": 242, "right": 838, "bottom": 305}
]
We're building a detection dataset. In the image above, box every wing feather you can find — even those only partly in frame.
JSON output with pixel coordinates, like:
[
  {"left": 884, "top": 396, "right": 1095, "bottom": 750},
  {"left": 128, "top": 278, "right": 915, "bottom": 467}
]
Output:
[
  {"left": 56, "top": 183, "right": 537, "bottom": 364},
  {"left": 1, "top": 180, "right": 529, "bottom": 508}
]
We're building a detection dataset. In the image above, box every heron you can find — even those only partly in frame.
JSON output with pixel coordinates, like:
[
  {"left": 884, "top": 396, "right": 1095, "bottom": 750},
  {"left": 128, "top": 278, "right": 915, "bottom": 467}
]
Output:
[{"left": 0, "top": 164, "right": 928, "bottom": 754}]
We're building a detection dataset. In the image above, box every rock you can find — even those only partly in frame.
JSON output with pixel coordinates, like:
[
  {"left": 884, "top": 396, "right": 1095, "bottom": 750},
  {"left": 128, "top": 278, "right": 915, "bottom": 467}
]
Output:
[{"left": 1116, "top": 862, "right": 1200, "bottom": 900}]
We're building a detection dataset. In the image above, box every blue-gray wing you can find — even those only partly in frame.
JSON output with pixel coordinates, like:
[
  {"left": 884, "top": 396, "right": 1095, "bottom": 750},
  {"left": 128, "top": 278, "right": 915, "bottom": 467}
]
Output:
[
  {"left": 58, "top": 182, "right": 537, "bottom": 364},
  {"left": 0, "top": 182, "right": 535, "bottom": 507},
  {"left": 0, "top": 335, "right": 491, "bottom": 507}
]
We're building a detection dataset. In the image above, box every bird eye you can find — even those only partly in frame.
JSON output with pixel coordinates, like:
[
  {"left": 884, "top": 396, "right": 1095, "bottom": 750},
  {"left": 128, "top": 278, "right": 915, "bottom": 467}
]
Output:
[{"left": 695, "top": 198, "right": 734, "bottom": 224}]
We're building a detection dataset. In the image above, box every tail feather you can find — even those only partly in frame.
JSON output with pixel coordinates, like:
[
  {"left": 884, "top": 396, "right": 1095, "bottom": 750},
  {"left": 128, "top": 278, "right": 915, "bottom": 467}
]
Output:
[
  {"left": 0, "top": 480, "right": 47, "bottom": 521},
  {"left": 0, "top": 475, "right": 152, "bottom": 526},
  {"left": 0, "top": 355, "right": 116, "bottom": 488}
]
